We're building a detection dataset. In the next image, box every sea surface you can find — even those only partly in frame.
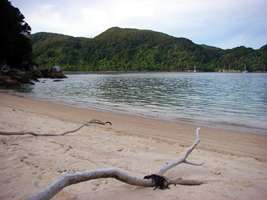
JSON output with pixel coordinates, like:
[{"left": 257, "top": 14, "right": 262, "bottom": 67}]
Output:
[{"left": 17, "top": 73, "right": 267, "bottom": 133}]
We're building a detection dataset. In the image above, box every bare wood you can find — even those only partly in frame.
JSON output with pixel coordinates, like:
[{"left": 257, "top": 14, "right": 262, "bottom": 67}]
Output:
[
  {"left": 169, "top": 178, "right": 204, "bottom": 185},
  {"left": 0, "top": 119, "right": 111, "bottom": 137},
  {"left": 89, "top": 119, "right": 112, "bottom": 126},
  {"left": 29, "top": 168, "right": 203, "bottom": 200},
  {"left": 158, "top": 127, "right": 202, "bottom": 175},
  {"left": 184, "top": 160, "right": 204, "bottom": 166},
  {"left": 0, "top": 123, "right": 88, "bottom": 137},
  {"left": 29, "top": 128, "right": 203, "bottom": 200},
  {"left": 29, "top": 168, "right": 152, "bottom": 200}
]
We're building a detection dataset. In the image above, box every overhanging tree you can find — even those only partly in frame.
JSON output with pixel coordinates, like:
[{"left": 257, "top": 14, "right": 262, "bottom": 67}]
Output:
[{"left": 0, "top": 0, "right": 32, "bottom": 70}]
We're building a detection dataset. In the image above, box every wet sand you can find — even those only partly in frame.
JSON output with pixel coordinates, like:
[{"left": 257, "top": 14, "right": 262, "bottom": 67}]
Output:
[{"left": 0, "top": 92, "right": 267, "bottom": 200}]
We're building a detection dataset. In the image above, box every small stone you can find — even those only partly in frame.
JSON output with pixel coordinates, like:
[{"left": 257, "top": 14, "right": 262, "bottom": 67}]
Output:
[{"left": 214, "top": 171, "right": 222, "bottom": 175}]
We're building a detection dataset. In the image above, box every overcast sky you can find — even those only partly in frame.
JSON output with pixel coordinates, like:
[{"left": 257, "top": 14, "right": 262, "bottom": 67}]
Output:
[{"left": 11, "top": 0, "right": 267, "bottom": 49}]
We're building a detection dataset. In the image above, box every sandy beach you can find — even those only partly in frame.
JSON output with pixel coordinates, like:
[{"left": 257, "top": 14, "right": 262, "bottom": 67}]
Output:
[{"left": 0, "top": 92, "right": 267, "bottom": 200}]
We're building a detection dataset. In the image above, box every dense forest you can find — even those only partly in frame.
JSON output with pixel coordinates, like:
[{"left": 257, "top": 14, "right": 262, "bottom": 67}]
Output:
[
  {"left": 0, "top": 0, "right": 67, "bottom": 86},
  {"left": 32, "top": 27, "right": 267, "bottom": 72},
  {"left": 0, "top": 0, "right": 32, "bottom": 70}
]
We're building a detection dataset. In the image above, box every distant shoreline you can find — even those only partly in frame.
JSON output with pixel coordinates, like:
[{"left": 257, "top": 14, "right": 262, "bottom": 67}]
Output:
[{"left": 63, "top": 71, "right": 267, "bottom": 75}]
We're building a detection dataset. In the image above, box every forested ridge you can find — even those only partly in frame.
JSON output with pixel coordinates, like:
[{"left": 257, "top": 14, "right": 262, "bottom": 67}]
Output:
[{"left": 31, "top": 27, "right": 267, "bottom": 72}]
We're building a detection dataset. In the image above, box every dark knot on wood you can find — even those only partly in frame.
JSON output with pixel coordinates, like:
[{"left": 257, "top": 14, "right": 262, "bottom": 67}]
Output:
[{"left": 144, "top": 174, "right": 169, "bottom": 190}]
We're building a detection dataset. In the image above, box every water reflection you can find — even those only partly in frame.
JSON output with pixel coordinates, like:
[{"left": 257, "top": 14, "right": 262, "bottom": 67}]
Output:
[
  {"left": 18, "top": 84, "right": 34, "bottom": 93},
  {"left": 20, "top": 73, "right": 267, "bottom": 133}
]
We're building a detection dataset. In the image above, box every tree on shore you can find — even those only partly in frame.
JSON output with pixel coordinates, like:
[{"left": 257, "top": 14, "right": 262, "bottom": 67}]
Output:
[{"left": 0, "top": 0, "right": 32, "bottom": 70}]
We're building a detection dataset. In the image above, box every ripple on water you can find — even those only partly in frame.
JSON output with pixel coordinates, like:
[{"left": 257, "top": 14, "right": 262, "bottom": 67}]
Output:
[{"left": 16, "top": 72, "right": 267, "bottom": 134}]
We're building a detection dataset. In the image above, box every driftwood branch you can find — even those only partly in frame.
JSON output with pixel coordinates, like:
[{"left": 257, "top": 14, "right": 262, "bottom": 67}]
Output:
[
  {"left": 158, "top": 127, "right": 201, "bottom": 175},
  {"left": 29, "top": 168, "right": 203, "bottom": 200},
  {"left": 0, "top": 119, "right": 111, "bottom": 137},
  {"left": 184, "top": 160, "right": 204, "bottom": 166},
  {"left": 29, "top": 128, "right": 203, "bottom": 200}
]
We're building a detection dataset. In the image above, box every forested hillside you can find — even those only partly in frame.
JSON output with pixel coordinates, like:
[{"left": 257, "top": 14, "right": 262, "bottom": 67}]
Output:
[{"left": 31, "top": 27, "right": 267, "bottom": 72}]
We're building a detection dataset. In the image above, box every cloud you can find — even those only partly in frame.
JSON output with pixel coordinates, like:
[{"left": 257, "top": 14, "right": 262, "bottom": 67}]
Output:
[
  {"left": 26, "top": 4, "right": 68, "bottom": 32},
  {"left": 11, "top": 0, "right": 267, "bottom": 48}
]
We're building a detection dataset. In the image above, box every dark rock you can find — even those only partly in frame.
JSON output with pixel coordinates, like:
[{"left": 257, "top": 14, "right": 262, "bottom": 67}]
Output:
[
  {"left": 7, "top": 69, "right": 35, "bottom": 84},
  {"left": 0, "top": 66, "right": 40, "bottom": 86},
  {"left": 0, "top": 74, "right": 21, "bottom": 86},
  {"left": 0, "top": 64, "right": 67, "bottom": 87},
  {"left": 40, "top": 68, "right": 67, "bottom": 79}
]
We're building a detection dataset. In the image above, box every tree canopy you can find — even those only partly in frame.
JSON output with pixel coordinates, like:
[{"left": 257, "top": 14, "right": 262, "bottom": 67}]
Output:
[
  {"left": 0, "top": 0, "right": 32, "bottom": 70},
  {"left": 31, "top": 28, "right": 266, "bottom": 72}
]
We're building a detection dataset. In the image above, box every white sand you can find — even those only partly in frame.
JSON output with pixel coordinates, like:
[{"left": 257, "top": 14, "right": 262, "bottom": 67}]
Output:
[{"left": 0, "top": 92, "right": 267, "bottom": 200}]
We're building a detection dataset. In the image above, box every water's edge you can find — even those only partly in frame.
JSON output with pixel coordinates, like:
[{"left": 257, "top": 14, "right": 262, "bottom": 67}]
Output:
[
  {"left": 2, "top": 72, "right": 267, "bottom": 135},
  {"left": 2, "top": 89, "right": 266, "bottom": 135}
]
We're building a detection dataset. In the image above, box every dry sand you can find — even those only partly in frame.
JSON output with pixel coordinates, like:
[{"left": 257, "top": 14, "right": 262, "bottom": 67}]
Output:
[{"left": 0, "top": 92, "right": 267, "bottom": 200}]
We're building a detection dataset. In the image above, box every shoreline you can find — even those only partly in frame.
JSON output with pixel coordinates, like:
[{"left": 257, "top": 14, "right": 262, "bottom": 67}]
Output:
[
  {"left": 1, "top": 92, "right": 267, "bottom": 199},
  {"left": 64, "top": 71, "right": 267, "bottom": 74},
  {"left": 1, "top": 91, "right": 267, "bottom": 161},
  {"left": 1, "top": 89, "right": 266, "bottom": 135}
]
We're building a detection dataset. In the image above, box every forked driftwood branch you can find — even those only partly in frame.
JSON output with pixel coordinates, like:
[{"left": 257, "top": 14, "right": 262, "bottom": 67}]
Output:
[
  {"left": 29, "top": 128, "right": 204, "bottom": 200},
  {"left": 158, "top": 127, "right": 203, "bottom": 175},
  {"left": 0, "top": 119, "right": 112, "bottom": 137}
]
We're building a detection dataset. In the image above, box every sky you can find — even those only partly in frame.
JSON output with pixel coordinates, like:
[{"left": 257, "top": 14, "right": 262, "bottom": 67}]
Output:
[{"left": 11, "top": 0, "right": 267, "bottom": 49}]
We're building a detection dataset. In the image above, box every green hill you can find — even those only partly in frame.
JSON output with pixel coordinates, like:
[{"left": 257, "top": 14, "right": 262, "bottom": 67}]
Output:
[{"left": 31, "top": 27, "right": 267, "bottom": 72}]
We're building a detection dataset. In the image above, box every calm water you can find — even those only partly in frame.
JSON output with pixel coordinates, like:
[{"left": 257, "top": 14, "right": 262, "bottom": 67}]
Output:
[{"left": 19, "top": 73, "right": 267, "bottom": 133}]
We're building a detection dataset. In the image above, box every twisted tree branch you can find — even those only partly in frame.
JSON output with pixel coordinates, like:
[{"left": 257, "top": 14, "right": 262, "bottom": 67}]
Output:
[
  {"left": 29, "top": 168, "right": 203, "bottom": 200},
  {"left": 0, "top": 119, "right": 111, "bottom": 137},
  {"left": 29, "top": 128, "right": 203, "bottom": 200}
]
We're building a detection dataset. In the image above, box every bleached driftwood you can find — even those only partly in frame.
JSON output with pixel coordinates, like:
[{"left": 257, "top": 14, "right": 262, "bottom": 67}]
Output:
[
  {"left": 158, "top": 127, "right": 203, "bottom": 175},
  {"left": 0, "top": 119, "right": 111, "bottom": 137},
  {"left": 29, "top": 128, "right": 203, "bottom": 200},
  {"left": 29, "top": 168, "right": 203, "bottom": 200}
]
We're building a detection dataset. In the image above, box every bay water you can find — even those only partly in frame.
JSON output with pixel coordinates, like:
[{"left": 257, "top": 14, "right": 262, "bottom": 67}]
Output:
[{"left": 18, "top": 73, "right": 267, "bottom": 134}]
